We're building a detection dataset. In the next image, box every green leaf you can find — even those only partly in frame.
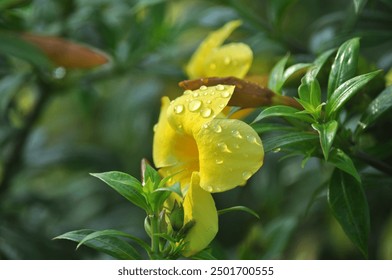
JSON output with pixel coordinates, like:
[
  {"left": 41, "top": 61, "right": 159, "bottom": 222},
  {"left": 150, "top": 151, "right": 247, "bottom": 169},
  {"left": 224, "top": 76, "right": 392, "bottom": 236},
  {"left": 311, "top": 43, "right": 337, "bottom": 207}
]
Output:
[
  {"left": 353, "top": 0, "right": 367, "bottom": 14},
  {"left": 251, "top": 122, "right": 297, "bottom": 134},
  {"left": 54, "top": 229, "right": 142, "bottom": 260},
  {"left": 142, "top": 160, "right": 161, "bottom": 191},
  {"left": 268, "top": 54, "right": 290, "bottom": 93},
  {"left": 0, "top": 31, "right": 52, "bottom": 67},
  {"left": 328, "top": 169, "right": 370, "bottom": 258},
  {"left": 328, "top": 149, "right": 361, "bottom": 182},
  {"left": 218, "top": 206, "right": 260, "bottom": 219},
  {"left": 299, "top": 74, "right": 321, "bottom": 107},
  {"left": 263, "top": 131, "right": 318, "bottom": 152},
  {"left": 90, "top": 171, "right": 149, "bottom": 212},
  {"left": 326, "top": 70, "right": 381, "bottom": 118},
  {"left": 283, "top": 63, "right": 311, "bottom": 85},
  {"left": 312, "top": 120, "right": 338, "bottom": 160},
  {"left": 358, "top": 86, "right": 392, "bottom": 131},
  {"left": 327, "top": 38, "right": 360, "bottom": 98},
  {"left": 76, "top": 229, "right": 150, "bottom": 253},
  {"left": 252, "top": 105, "right": 314, "bottom": 123},
  {"left": 312, "top": 48, "right": 336, "bottom": 77}
]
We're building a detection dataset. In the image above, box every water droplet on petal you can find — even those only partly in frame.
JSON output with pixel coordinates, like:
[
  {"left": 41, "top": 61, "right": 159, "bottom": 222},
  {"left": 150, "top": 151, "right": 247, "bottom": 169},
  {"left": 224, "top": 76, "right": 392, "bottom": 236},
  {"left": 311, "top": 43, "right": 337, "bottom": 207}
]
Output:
[
  {"left": 218, "top": 103, "right": 225, "bottom": 109},
  {"left": 215, "top": 158, "right": 223, "bottom": 164},
  {"left": 221, "top": 91, "right": 231, "bottom": 98},
  {"left": 217, "top": 142, "right": 231, "bottom": 153},
  {"left": 233, "top": 143, "right": 240, "bottom": 149},
  {"left": 193, "top": 92, "right": 199, "bottom": 97},
  {"left": 213, "top": 124, "right": 222, "bottom": 133},
  {"left": 174, "top": 104, "right": 184, "bottom": 114},
  {"left": 202, "top": 123, "right": 209, "bottom": 129},
  {"left": 184, "top": 90, "right": 192, "bottom": 95},
  {"left": 231, "top": 130, "right": 243, "bottom": 139},
  {"left": 153, "top": 124, "right": 158, "bottom": 132},
  {"left": 247, "top": 135, "right": 260, "bottom": 145},
  {"left": 206, "top": 99, "right": 212, "bottom": 104},
  {"left": 242, "top": 171, "right": 252, "bottom": 180},
  {"left": 199, "top": 85, "right": 207, "bottom": 91},
  {"left": 177, "top": 124, "right": 184, "bottom": 131},
  {"left": 201, "top": 108, "right": 212, "bottom": 118},
  {"left": 215, "top": 84, "right": 225, "bottom": 91},
  {"left": 188, "top": 100, "right": 202, "bottom": 112}
]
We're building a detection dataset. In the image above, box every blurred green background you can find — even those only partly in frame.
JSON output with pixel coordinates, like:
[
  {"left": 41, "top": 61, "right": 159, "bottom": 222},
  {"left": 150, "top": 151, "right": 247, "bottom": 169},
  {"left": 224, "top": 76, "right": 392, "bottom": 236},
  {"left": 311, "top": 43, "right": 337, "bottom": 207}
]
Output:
[{"left": 1, "top": 0, "right": 391, "bottom": 259}]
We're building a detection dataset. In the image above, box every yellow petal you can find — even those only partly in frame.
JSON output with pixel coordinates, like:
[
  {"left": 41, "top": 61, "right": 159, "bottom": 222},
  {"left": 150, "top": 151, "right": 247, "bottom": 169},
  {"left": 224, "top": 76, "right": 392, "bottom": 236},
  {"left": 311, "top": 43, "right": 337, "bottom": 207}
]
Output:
[
  {"left": 204, "top": 43, "right": 253, "bottom": 78},
  {"left": 185, "top": 20, "right": 242, "bottom": 79},
  {"left": 153, "top": 97, "right": 199, "bottom": 169},
  {"left": 167, "top": 85, "right": 235, "bottom": 136},
  {"left": 182, "top": 172, "right": 218, "bottom": 257},
  {"left": 195, "top": 118, "right": 264, "bottom": 192}
]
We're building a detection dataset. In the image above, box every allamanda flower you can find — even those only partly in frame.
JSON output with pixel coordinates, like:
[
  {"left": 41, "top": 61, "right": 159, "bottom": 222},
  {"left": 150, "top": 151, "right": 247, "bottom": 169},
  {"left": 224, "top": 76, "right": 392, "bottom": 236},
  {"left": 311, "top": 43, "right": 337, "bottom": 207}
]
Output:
[
  {"left": 186, "top": 20, "right": 252, "bottom": 80},
  {"left": 153, "top": 84, "right": 264, "bottom": 256}
]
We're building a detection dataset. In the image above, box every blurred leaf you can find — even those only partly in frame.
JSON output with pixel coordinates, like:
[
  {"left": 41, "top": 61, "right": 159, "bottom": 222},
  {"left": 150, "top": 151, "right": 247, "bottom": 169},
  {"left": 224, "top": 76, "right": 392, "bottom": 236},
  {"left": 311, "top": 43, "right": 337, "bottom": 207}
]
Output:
[
  {"left": 268, "top": 54, "right": 290, "bottom": 93},
  {"left": 218, "top": 206, "right": 260, "bottom": 219},
  {"left": 353, "top": 0, "right": 367, "bottom": 14},
  {"left": 327, "top": 38, "right": 360, "bottom": 98},
  {"left": 328, "top": 149, "right": 361, "bottom": 182},
  {"left": 267, "top": 0, "right": 296, "bottom": 27},
  {"left": 312, "top": 120, "right": 338, "bottom": 160},
  {"left": 253, "top": 105, "right": 314, "bottom": 123},
  {"left": 21, "top": 33, "right": 109, "bottom": 69},
  {"left": 263, "top": 131, "right": 318, "bottom": 152},
  {"left": 191, "top": 249, "right": 217, "bottom": 260},
  {"left": 0, "top": 74, "right": 26, "bottom": 113},
  {"left": 54, "top": 229, "right": 141, "bottom": 260},
  {"left": 328, "top": 169, "right": 370, "bottom": 258},
  {"left": 90, "top": 172, "right": 149, "bottom": 212},
  {"left": 76, "top": 229, "right": 150, "bottom": 253},
  {"left": 0, "top": 31, "right": 51, "bottom": 67},
  {"left": 357, "top": 86, "right": 392, "bottom": 131},
  {"left": 326, "top": 70, "right": 381, "bottom": 118}
]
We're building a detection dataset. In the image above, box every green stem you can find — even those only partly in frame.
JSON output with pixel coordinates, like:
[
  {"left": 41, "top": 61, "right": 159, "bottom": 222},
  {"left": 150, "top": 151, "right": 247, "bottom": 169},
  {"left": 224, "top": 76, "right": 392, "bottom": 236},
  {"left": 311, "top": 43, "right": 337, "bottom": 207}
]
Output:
[{"left": 150, "top": 213, "right": 161, "bottom": 259}]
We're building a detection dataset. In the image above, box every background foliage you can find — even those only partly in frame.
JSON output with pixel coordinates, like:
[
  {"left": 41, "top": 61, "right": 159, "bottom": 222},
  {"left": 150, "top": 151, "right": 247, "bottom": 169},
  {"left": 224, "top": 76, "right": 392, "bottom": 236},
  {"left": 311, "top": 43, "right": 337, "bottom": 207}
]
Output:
[{"left": 1, "top": 0, "right": 392, "bottom": 259}]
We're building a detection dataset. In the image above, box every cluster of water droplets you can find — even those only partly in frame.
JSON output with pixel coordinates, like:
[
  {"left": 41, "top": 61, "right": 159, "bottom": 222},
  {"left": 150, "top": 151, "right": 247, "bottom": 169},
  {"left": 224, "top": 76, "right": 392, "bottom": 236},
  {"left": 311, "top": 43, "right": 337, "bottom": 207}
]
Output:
[{"left": 172, "top": 84, "right": 231, "bottom": 120}]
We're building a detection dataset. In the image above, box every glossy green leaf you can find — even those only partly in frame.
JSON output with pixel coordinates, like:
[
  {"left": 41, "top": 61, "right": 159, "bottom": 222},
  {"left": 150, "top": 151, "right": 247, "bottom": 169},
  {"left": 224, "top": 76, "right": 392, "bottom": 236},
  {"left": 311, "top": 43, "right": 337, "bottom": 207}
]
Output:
[
  {"left": 77, "top": 229, "right": 150, "bottom": 253},
  {"left": 358, "top": 86, "right": 392, "bottom": 131},
  {"left": 328, "top": 149, "right": 361, "bottom": 182},
  {"left": 90, "top": 171, "right": 149, "bottom": 212},
  {"left": 326, "top": 70, "right": 381, "bottom": 118},
  {"left": 0, "top": 31, "right": 51, "bottom": 67},
  {"left": 312, "top": 120, "right": 338, "bottom": 160},
  {"left": 218, "top": 206, "right": 260, "bottom": 219},
  {"left": 283, "top": 63, "right": 311, "bottom": 85},
  {"left": 328, "top": 169, "right": 370, "bottom": 258},
  {"left": 54, "top": 229, "right": 142, "bottom": 260},
  {"left": 263, "top": 132, "right": 318, "bottom": 152},
  {"left": 327, "top": 38, "right": 360, "bottom": 98},
  {"left": 268, "top": 54, "right": 290, "bottom": 93},
  {"left": 253, "top": 105, "right": 314, "bottom": 123}
]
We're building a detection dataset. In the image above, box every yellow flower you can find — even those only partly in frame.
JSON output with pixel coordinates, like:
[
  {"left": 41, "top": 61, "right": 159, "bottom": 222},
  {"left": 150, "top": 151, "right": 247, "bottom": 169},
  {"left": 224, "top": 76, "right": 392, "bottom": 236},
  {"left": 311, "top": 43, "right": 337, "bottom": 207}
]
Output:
[
  {"left": 153, "top": 85, "right": 264, "bottom": 256},
  {"left": 185, "top": 20, "right": 253, "bottom": 79}
]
